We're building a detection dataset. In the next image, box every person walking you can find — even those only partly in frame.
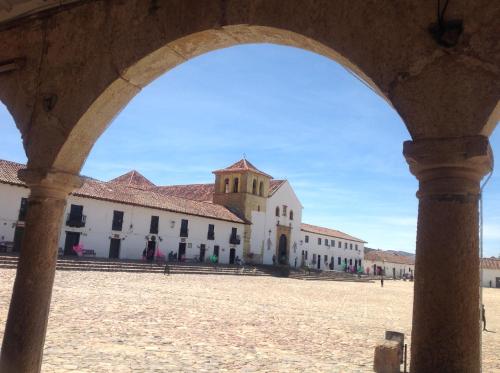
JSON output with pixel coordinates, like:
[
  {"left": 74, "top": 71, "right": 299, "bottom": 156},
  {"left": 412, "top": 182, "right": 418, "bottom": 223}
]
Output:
[
  {"left": 482, "top": 304, "right": 487, "bottom": 331},
  {"left": 380, "top": 276, "right": 384, "bottom": 287}
]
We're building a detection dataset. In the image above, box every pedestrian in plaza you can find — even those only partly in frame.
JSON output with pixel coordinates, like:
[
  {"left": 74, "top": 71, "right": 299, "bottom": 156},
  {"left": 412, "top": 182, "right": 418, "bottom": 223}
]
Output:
[
  {"left": 272, "top": 254, "right": 276, "bottom": 266},
  {"left": 380, "top": 276, "right": 384, "bottom": 288},
  {"left": 482, "top": 304, "right": 487, "bottom": 331}
]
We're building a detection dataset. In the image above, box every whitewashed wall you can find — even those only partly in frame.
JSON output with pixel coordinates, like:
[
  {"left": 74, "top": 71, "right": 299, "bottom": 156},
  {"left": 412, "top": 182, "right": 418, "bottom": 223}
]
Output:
[
  {"left": 299, "top": 230, "right": 364, "bottom": 271},
  {"left": 261, "top": 181, "right": 303, "bottom": 266},
  {"left": 0, "top": 183, "right": 29, "bottom": 243},
  {"left": 481, "top": 268, "right": 500, "bottom": 288},
  {"left": 58, "top": 195, "right": 245, "bottom": 262},
  {"left": 364, "top": 259, "right": 414, "bottom": 278}
]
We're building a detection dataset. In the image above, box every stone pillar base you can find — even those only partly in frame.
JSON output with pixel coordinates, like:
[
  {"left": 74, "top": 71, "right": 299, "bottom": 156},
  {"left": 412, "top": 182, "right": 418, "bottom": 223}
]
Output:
[{"left": 374, "top": 340, "right": 400, "bottom": 373}]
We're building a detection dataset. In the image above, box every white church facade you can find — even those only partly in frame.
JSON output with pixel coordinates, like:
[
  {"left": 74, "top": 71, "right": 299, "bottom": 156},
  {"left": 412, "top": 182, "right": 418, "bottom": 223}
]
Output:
[{"left": 0, "top": 158, "right": 366, "bottom": 268}]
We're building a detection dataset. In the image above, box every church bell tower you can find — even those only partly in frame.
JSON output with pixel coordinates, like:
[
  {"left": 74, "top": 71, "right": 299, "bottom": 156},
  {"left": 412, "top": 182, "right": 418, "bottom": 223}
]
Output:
[{"left": 212, "top": 159, "right": 272, "bottom": 259}]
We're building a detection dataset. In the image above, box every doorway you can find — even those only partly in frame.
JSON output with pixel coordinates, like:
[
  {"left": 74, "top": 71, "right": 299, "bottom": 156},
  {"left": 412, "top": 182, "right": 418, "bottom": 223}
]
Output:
[
  {"left": 278, "top": 234, "right": 288, "bottom": 264},
  {"left": 496, "top": 277, "right": 500, "bottom": 288},
  {"left": 213, "top": 245, "right": 220, "bottom": 262},
  {"left": 12, "top": 226, "right": 24, "bottom": 252},
  {"left": 317, "top": 254, "right": 321, "bottom": 270},
  {"left": 63, "top": 231, "right": 80, "bottom": 256},
  {"left": 199, "top": 244, "right": 206, "bottom": 262},
  {"left": 178, "top": 242, "right": 186, "bottom": 261},
  {"left": 109, "top": 238, "right": 121, "bottom": 259},
  {"left": 229, "top": 248, "right": 236, "bottom": 264}
]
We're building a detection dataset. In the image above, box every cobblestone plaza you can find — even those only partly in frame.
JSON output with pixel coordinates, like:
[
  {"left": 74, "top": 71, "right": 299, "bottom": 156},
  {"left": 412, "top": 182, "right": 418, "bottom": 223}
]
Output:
[{"left": 0, "top": 269, "right": 498, "bottom": 372}]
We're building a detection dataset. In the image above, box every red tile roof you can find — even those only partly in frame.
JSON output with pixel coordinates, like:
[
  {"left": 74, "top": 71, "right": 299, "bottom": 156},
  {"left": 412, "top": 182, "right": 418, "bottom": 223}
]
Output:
[
  {"left": 301, "top": 223, "right": 366, "bottom": 243},
  {"left": 481, "top": 257, "right": 500, "bottom": 270},
  {"left": 0, "top": 160, "right": 245, "bottom": 224},
  {"left": 0, "top": 159, "right": 24, "bottom": 186},
  {"left": 213, "top": 159, "right": 272, "bottom": 178},
  {"left": 153, "top": 184, "right": 215, "bottom": 202},
  {"left": 109, "top": 170, "right": 156, "bottom": 190},
  {"left": 152, "top": 180, "right": 286, "bottom": 202},
  {"left": 269, "top": 180, "right": 286, "bottom": 196},
  {"left": 364, "top": 250, "right": 415, "bottom": 265}
]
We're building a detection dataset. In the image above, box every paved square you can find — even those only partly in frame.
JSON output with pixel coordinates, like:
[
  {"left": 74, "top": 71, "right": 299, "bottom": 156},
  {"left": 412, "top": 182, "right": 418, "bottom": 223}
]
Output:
[{"left": 0, "top": 269, "right": 499, "bottom": 372}]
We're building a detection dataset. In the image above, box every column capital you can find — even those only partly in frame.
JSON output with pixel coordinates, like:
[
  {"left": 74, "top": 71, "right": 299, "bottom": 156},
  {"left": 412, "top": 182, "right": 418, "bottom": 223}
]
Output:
[
  {"left": 403, "top": 136, "right": 493, "bottom": 199},
  {"left": 17, "top": 167, "right": 83, "bottom": 199}
]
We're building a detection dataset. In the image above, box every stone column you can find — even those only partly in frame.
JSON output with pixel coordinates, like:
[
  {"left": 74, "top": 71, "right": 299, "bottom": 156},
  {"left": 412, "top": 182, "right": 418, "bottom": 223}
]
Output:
[
  {"left": 0, "top": 169, "right": 82, "bottom": 373},
  {"left": 404, "top": 136, "right": 493, "bottom": 373}
]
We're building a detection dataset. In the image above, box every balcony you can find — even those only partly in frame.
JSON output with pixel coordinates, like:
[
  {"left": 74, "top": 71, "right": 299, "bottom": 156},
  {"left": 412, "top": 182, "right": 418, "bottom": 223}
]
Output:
[
  {"left": 66, "top": 213, "right": 86, "bottom": 228},
  {"left": 229, "top": 234, "right": 241, "bottom": 245},
  {"left": 180, "top": 228, "right": 189, "bottom": 238}
]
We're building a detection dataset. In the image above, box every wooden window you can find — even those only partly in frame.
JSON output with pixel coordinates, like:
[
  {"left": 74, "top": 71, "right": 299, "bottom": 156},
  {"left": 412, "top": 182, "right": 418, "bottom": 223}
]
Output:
[
  {"left": 150, "top": 216, "right": 159, "bottom": 234},
  {"left": 318, "top": 237, "right": 322, "bottom": 245},
  {"left": 180, "top": 219, "right": 188, "bottom": 237},
  {"left": 112, "top": 210, "right": 124, "bottom": 231},
  {"left": 289, "top": 210, "right": 293, "bottom": 220},
  {"left": 207, "top": 224, "right": 215, "bottom": 240},
  {"left": 338, "top": 241, "right": 341, "bottom": 248},
  {"left": 305, "top": 235, "right": 309, "bottom": 243},
  {"left": 230, "top": 227, "right": 240, "bottom": 244},
  {"left": 18, "top": 198, "right": 28, "bottom": 221},
  {"left": 275, "top": 206, "right": 280, "bottom": 217},
  {"left": 67, "top": 204, "right": 85, "bottom": 228},
  {"left": 350, "top": 243, "right": 353, "bottom": 250},
  {"left": 282, "top": 205, "right": 287, "bottom": 216},
  {"left": 331, "top": 239, "right": 335, "bottom": 247}
]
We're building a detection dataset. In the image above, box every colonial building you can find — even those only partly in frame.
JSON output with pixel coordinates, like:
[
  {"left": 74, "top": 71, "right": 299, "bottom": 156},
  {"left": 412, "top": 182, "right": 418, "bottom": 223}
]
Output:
[
  {"left": 481, "top": 257, "right": 500, "bottom": 288},
  {"left": 0, "top": 158, "right": 365, "bottom": 267},
  {"left": 363, "top": 249, "right": 416, "bottom": 278}
]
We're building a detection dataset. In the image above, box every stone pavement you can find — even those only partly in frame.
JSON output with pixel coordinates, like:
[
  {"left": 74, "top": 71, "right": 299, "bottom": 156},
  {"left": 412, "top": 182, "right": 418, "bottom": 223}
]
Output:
[{"left": 0, "top": 269, "right": 498, "bottom": 372}]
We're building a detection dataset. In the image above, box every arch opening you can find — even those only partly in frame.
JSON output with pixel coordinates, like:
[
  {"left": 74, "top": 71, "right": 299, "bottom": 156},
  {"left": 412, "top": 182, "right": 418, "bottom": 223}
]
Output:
[{"left": 52, "top": 26, "right": 390, "bottom": 175}]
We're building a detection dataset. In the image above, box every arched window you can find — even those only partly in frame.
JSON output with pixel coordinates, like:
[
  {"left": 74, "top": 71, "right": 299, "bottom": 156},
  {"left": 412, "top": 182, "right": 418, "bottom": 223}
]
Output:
[
  {"left": 275, "top": 206, "right": 280, "bottom": 216},
  {"left": 289, "top": 210, "right": 294, "bottom": 220},
  {"left": 233, "top": 178, "right": 239, "bottom": 193},
  {"left": 252, "top": 179, "right": 257, "bottom": 194},
  {"left": 224, "top": 178, "right": 230, "bottom": 193},
  {"left": 259, "top": 181, "right": 264, "bottom": 196}
]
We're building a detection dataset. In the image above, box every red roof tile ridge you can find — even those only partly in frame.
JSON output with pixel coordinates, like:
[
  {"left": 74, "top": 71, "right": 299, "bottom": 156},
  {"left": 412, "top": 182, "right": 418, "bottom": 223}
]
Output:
[
  {"left": 300, "top": 222, "right": 366, "bottom": 243},
  {"left": 213, "top": 159, "right": 272, "bottom": 178}
]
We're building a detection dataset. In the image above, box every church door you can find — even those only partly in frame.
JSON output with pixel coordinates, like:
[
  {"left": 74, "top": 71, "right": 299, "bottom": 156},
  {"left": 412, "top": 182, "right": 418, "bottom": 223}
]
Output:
[{"left": 278, "top": 234, "right": 287, "bottom": 265}]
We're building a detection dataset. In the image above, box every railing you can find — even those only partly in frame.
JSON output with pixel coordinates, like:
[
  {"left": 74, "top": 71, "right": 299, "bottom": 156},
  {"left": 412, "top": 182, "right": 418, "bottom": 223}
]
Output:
[
  {"left": 66, "top": 213, "right": 86, "bottom": 228},
  {"left": 229, "top": 234, "right": 241, "bottom": 245},
  {"left": 180, "top": 228, "right": 189, "bottom": 238}
]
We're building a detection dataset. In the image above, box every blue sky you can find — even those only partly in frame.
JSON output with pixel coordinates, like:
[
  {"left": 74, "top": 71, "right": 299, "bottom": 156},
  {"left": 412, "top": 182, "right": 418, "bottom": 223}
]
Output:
[{"left": 1, "top": 44, "right": 499, "bottom": 257}]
